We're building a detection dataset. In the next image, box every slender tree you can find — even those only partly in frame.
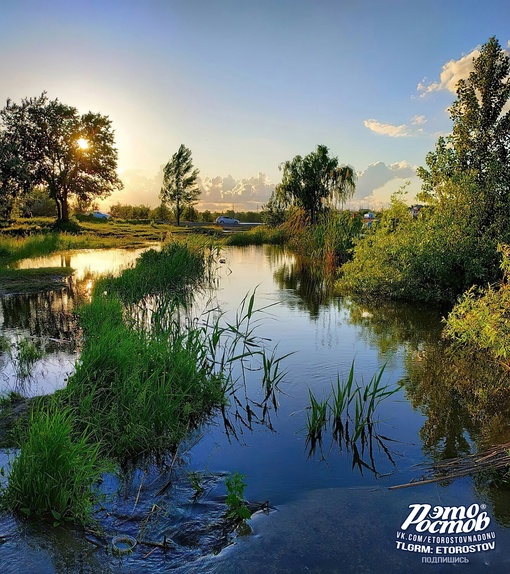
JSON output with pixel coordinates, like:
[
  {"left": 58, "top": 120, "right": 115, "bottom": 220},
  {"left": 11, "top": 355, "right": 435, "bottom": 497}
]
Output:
[
  {"left": 275, "top": 145, "right": 355, "bottom": 223},
  {"left": 418, "top": 37, "right": 510, "bottom": 236},
  {"left": 160, "top": 144, "right": 200, "bottom": 226},
  {"left": 0, "top": 93, "right": 123, "bottom": 222}
]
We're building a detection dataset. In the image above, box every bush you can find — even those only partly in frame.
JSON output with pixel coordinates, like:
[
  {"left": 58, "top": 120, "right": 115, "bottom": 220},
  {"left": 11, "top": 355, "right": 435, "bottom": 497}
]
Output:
[
  {"left": 444, "top": 244, "right": 510, "bottom": 361},
  {"left": 338, "top": 187, "right": 499, "bottom": 305}
]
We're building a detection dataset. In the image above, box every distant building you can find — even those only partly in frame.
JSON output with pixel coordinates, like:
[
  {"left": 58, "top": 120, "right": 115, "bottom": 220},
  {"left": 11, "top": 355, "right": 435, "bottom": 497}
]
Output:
[
  {"left": 409, "top": 205, "right": 423, "bottom": 218},
  {"left": 363, "top": 212, "right": 376, "bottom": 228}
]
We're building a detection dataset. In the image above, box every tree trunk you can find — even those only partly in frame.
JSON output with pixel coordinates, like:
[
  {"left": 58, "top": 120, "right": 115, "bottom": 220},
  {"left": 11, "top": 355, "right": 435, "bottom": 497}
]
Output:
[
  {"left": 61, "top": 197, "right": 69, "bottom": 222},
  {"left": 55, "top": 198, "right": 62, "bottom": 222},
  {"left": 176, "top": 199, "right": 181, "bottom": 226}
]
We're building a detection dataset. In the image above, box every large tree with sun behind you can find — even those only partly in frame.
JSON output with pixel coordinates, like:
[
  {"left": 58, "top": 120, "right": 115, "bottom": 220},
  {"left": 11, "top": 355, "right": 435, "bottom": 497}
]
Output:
[{"left": 0, "top": 93, "right": 123, "bottom": 222}]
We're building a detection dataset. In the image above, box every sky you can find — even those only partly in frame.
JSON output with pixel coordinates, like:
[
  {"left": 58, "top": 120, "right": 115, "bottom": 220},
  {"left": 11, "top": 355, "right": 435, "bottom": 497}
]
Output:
[{"left": 1, "top": 0, "right": 510, "bottom": 212}]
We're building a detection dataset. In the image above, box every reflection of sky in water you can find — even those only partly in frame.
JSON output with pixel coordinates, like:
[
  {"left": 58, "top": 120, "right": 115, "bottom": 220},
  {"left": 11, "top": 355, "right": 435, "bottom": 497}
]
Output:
[
  {"left": 0, "top": 249, "right": 148, "bottom": 397},
  {"left": 14, "top": 247, "right": 149, "bottom": 279}
]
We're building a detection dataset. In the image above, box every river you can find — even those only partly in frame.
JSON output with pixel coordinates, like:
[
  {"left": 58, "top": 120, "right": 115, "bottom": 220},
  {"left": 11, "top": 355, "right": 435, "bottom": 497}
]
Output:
[{"left": 1, "top": 245, "right": 510, "bottom": 573}]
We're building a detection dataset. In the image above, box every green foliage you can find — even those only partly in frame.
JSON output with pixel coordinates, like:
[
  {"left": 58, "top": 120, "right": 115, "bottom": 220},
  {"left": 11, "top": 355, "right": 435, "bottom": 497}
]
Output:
[
  {"left": 96, "top": 241, "right": 207, "bottom": 303},
  {"left": 418, "top": 36, "right": 510, "bottom": 231},
  {"left": 305, "top": 364, "right": 395, "bottom": 441},
  {"left": 339, "top": 184, "right": 499, "bottom": 304},
  {"left": 63, "top": 244, "right": 285, "bottom": 461},
  {"left": 444, "top": 244, "right": 510, "bottom": 362},
  {"left": 65, "top": 294, "right": 226, "bottom": 460},
  {"left": 305, "top": 365, "right": 397, "bottom": 472},
  {"left": 160, "top": 144, "right": 200, "bottom": 227},
  {"left": 342, "top": 39, "right": 510, "bottom": 305},
  {"left": 187, "top": 471, "right": 204, "bottom": 496},
  {"left": 109, "top": 202, "right": 151, "bottom": 220},
  {"left": 224, "top": 226, "right": 285, "bottom": 246},
  {"left": 0, "top": 93, "right": 123, "bottom": 222},
  {"left": 1, "top": 405, "right": 102, "bottom": 524},
  {"left": 274, "top": 145, "right": 356, "bottom": 224},
  {"left": 287, "top": 210, "right": 362, "bottom": 265},
  {"left": 225, "top": 471, "right": 251, "bottom": 521}
]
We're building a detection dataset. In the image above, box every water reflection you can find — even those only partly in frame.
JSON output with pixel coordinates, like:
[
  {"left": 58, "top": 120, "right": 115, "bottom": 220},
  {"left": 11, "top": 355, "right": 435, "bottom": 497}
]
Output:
[
  {"left": 404, "top": 343, "right": 510, "bottom": 456},
  {"left": 272, "top": 256, "right": 337, "bottom": 318},
  {"left": 0, "top": 249, "right": 146, "bottom": 397}
]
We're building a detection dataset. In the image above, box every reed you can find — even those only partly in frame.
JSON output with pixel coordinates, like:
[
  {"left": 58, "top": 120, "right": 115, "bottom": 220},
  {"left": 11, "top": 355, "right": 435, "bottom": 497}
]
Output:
[{"left": 305, "top": 364, "right": 397, "bottom": 469}]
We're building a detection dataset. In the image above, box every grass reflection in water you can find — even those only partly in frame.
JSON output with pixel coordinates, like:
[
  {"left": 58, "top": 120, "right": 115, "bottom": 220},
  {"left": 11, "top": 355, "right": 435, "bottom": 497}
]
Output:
[{"left": 305, "top": 363, "right": 399, "bottom": 476}]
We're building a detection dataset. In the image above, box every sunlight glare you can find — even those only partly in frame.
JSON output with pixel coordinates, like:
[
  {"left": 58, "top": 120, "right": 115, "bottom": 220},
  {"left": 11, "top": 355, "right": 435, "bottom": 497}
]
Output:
[{"left": 77, "top": 138, "right": 89, "bottom": 150}]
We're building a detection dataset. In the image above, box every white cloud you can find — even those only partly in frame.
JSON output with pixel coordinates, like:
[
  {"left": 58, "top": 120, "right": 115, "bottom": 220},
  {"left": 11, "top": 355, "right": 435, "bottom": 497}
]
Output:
[
  {"left": 344, "top": 161, "right": 420, "bottom": 208},
  {"left": 363, "top": 119, "right": 411, "bottom": 137},
  {"left": 418, "top": 49, "right": 480, "bottom": 96},
  {"left": 197, "top": 172, "right": 275, "bottom": 210},
  {"left": 411, "top": 115, "right": 427, "bottom": 125}
]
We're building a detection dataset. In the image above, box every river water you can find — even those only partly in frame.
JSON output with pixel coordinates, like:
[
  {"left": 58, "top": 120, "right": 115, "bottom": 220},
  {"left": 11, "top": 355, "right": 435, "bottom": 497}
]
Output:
[{"left": 1, "top": 245, "right": 510, "bottom": 573}]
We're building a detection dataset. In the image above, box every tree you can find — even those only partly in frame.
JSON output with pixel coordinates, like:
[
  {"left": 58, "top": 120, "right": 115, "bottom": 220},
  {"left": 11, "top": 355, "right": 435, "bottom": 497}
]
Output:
[
  {"left": 160, "top": 144, "right": 200, "bottom": 226},
  {"left": 275, "top": 145, "right": 356, "bottom": 224},
  {"left": 417, "top": 37, "right": 510, "bottom": 237},
  {"left": 0, "top": 93, "right": 123, "bottom": 222}
]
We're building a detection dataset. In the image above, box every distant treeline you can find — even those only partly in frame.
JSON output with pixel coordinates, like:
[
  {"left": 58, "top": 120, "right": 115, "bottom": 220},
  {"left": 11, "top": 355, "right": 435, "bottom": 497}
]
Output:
[{"left": 108, "top": 203, "right": 264, "bottom": 223}]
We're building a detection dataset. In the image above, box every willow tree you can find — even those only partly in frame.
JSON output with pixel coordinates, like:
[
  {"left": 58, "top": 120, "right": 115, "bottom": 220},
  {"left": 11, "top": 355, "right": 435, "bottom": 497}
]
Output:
[
  {"left": 0, "top": 93, "right": 123, "bottom": 222},
  {"left": 160, "top": 144, "right": 200, "bottom": 227},
  {"left": 275, "top": 145, "right": 355, "bottom": 223}
]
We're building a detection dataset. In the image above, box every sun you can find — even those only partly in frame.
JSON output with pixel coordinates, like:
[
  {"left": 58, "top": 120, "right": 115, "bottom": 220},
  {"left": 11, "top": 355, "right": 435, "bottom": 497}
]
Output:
[{"left": 77, "top": 138, "right": 89, "bottom": 150}]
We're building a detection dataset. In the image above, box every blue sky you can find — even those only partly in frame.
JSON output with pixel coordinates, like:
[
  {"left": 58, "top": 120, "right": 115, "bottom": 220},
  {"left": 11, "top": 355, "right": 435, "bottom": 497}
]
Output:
[{"left": 1, "top": 0, "right": 510, "bottom": 210}]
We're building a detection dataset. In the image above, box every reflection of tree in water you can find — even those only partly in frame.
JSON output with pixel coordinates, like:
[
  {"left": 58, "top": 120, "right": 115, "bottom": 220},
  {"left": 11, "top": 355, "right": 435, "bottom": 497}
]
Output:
[
  {"left": 272, "top": 257, "right": 337, "bottom": 318},
  {"left": 1, "top": 289, "right": 78, "bottom": 351},
  {"left": 345, "top": 297, "right": 444, "bottom": 359},
  {"left": 0, "top": 271, "right": 100, "bottom": 354},
  {"left": 403, "top": 340, "right": 510, "bottom": 526},
  {"left": 405, "top": 343, "right": 510, "bottom": 457}
]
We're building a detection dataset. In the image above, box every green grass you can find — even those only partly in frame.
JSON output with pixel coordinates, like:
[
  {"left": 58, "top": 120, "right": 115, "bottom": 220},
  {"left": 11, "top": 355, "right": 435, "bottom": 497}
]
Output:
[
  {"left": 224, "top": 226, "right": 285, "bottom": 246},
  {"left": 305, "top": 364, "right": 396, "bottom": 450},
  {"left": 12, "top": 337, "right": 46, "bottom": 380},
  {"left": 0, "top": 404, "right": 102, "bottom": 525},
  {"left": 1, "top": 238, "right": 288, "bottom": 524},
  {"left": 64, "top": 294, "right": 226, "bottom": 460}
]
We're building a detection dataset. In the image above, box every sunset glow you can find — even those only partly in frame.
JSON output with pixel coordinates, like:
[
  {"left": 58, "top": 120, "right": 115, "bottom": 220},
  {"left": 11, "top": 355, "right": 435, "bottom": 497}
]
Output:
[{"left": 77, "top": 138, "right": 89, "bottom": 150}]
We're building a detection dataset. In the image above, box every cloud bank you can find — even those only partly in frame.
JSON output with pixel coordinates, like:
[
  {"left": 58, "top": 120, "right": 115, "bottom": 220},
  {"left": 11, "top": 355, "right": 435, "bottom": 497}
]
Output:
[
  {"left": 197, "top": 172, "right": 274, "bottom": 210},
  {"left": 101, "top": 168, "right": 275, "bottom": 212},
  {"left": 346, "top": 161, "right": 420, "bottom": 209}
]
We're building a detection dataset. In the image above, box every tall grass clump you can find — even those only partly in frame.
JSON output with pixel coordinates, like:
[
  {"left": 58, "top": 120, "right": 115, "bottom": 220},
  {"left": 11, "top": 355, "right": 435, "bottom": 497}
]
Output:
[
  {"left": 96, "top": 240, "right": 209, "bottom": 303},
  {"left": 224, "top": 226, "right": 285, "bottom": 247},
  {"left": 305, "top": 365, "right": 397, "bottom": 473},
  {"left": 12, "top": 337, "right": 45, "bottom": 380},
  {"left": 64, "top": 242, "right": 285, "bottom": 460},
  {"left": 282, "top": 209, "right": 362, "bottom": 266},
  {"left": 65, "top": 295, "right": 225, "bottom": 459},
  {"left": 0, "top": 233, "right": 61, "bottom": 263},
  {"left": 1, "top": 405, "right": 102, "bottom": 524}
]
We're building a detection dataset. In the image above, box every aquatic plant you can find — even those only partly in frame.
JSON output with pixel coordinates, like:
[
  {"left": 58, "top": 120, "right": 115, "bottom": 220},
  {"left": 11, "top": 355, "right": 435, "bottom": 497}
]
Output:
[
  {"left": 305, "top": 364, "right": 398, "bottom": 474},
  {"left": 224, "top": 226, "right": 285, "bottom": 246},
  {"left": 0, "top": 405, "right": 102, "bottom": 525},
  {"left": 225, "top": 471, "right": 250, "bottom": 521},
  {"left": 12, "top": 337, "right": 45, "bottom": 380}
]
